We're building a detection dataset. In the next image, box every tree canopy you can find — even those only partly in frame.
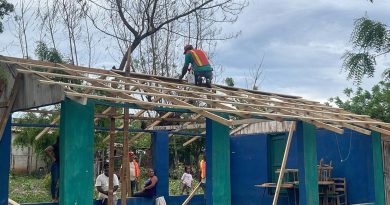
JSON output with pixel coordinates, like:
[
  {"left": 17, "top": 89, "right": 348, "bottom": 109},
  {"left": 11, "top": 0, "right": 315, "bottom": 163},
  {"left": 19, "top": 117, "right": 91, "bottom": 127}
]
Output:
[
  {"left": 342, "top": 16, "right": 390, "bottom": 84},
  {"left": 329, "top": 81, "right": 390, "bottom": 122},
  {"left": 0, "top": 0, "right": 14, "bottom": 33}
]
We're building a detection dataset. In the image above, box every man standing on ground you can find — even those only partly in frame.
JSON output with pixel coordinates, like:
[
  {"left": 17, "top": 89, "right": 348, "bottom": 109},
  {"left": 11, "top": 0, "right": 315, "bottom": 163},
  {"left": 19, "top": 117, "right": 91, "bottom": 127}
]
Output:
[
  {"left": 45, "top": 138, "right": 59, "bottom": 203},
  {"left": 95, "top": 163, "right": 119, "bottom": 205},
  {"left": 179, "top": 44, "right": 213, "bottom": 88}
]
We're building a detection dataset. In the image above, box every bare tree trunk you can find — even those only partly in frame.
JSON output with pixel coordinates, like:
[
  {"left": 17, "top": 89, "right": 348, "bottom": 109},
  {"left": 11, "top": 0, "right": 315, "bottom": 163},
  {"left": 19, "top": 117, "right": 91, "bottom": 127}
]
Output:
[
  {"left": 85, "top": 18, "right": 92, "bottom": 67},
  {"left": 27, "top": 147, "right": 31, "bottom": 173}
]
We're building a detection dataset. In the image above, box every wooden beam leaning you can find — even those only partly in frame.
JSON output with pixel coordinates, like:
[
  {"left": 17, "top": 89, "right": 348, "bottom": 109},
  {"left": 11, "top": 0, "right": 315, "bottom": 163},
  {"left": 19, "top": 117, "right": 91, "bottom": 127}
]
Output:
[
  {"left": 35, "top": 116, "right": 60, "bottom": 140},
  {"left": 8, "top": 198, "right": 21, "bottom": 205},
  {"left": 273, "top": 122, "right": 296, "bottom": 205}
]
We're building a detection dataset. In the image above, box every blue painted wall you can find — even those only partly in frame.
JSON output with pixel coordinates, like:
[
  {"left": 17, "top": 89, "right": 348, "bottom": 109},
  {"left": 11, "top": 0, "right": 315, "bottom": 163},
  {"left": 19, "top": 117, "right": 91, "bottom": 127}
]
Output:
[
  {"left": 0, "top": 116, "right": 11, "bottom": 205},
  {"left": 230, "top": 134, "right": 290, "bottom": 205},
  {"left": 316, "top": 128, "right": 375, "bottom": 203},
  {"left": 20, "top": 129, "right": 376, "bottom": 205},
  {"left": 230, "top": 129, "right": 376, "bottom": 205}
]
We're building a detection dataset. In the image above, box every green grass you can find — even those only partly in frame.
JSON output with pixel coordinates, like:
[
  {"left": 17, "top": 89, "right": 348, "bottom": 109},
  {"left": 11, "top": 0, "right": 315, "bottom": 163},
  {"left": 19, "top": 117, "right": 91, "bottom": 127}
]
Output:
[
  {"left": 9, "top": 174, "right": 52, "bottom": 203},
  {"left": 169, "top": 179, "right": 204, "bottom": 196},
  {"left": 8, "top": 174, "right": 204, "bottom": 203}
]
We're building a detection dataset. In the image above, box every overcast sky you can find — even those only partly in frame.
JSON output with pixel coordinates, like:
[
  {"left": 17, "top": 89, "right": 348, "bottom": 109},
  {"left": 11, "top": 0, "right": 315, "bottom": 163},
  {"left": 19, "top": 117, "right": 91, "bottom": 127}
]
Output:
[
  {"left": 1, "top": 0, "right": 390, "bottom": 103},
  {"left": 214, "top": 0, "right": 390, "bottom": 103}
]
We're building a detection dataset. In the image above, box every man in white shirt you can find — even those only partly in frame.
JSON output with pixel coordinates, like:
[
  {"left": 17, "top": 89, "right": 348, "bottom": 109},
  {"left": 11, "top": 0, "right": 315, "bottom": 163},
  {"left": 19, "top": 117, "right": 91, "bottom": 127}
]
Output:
[{"left": 95, "top": 163, "right": 119, "bottom": 205}]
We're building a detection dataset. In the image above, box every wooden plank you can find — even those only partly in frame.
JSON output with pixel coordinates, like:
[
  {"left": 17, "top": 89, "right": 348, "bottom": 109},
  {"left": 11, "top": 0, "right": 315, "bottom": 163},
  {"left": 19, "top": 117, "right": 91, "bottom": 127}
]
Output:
[
  {"left": 230, "top": 124, "right": 250, "bottom": 135},
  {"left": 181, "top": 182, "right": 202, "bottom": 205},
  {"left": 0, "top": 74, "right": 21, "bottom": 141},
  {"left": 8, "top": 198, "right": 20, "bottom": 205},
  {"left": 35, "top": 116, "right": 60, "bottom": 140},
  {"left": 152, "top": 123, "right": 206, "bottom": 130},
  {"left": 128, "top": 112, "right": 173, "bottom": 143},
  {"left": 182, "top": 133, "right": 205, "bottom": 147},
  {"left": 273, "top": 122, "right": 295, "bottom": 205}
]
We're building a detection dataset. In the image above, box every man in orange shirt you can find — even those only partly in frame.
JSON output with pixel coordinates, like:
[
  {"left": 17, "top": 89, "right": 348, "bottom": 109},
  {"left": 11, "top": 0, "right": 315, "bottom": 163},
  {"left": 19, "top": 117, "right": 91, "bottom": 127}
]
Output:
[
  {"left": 199, "top": 148, "right": 206, "bottom": 192},
  {"left": 128, "top": 151, "right": 140, "bottom": 195}
]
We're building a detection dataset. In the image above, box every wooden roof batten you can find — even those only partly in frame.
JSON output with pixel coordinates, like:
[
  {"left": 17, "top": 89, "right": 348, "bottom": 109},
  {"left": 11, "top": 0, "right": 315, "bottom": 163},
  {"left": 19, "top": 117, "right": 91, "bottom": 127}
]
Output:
[{"left": 1, "top": 55, "right": 390, "bottom": 137}]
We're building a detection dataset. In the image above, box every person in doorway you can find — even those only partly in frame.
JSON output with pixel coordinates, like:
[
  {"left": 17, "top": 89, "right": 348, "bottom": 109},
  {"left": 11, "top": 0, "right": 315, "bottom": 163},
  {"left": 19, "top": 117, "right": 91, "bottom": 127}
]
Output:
[
  {"left": 181, "top": 166, "right": 193, "bottom": 195},
  {"left": 45, "top": 137, "right": 59, "bottom": 203},
  {"left": 133, "top": 168, "right": 158, "bottom": 198},
  {"left": 95, "top": 163, "right": 119, "bottom": 205},
  {"left": 179, "top": 44, "right": 213, "bottom": 88}
]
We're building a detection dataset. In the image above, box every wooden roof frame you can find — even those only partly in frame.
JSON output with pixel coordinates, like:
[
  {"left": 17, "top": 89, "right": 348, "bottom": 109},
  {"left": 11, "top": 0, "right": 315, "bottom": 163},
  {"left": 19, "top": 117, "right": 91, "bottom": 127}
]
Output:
[{"left": 1, "top": 55, "right": 390, "bottom": 138}]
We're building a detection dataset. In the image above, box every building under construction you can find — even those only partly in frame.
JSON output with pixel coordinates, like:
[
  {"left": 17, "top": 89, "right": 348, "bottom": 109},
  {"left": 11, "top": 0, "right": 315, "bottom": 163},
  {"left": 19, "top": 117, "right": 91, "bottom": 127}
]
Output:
[{"left": 0, "top": 55, "right": 389, "bottom": 205}]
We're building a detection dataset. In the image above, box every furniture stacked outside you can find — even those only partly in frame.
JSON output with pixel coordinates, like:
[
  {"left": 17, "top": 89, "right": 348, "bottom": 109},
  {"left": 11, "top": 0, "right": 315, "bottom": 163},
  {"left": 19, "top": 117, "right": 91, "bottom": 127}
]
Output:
[{"left": 257, "top": 159, "right": 347, "bottom": 205}]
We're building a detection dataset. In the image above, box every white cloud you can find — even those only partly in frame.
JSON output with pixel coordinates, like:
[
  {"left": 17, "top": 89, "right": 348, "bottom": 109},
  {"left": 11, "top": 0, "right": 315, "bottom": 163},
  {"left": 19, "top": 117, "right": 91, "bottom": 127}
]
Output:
[{"left": 216, "top": 0, "right": 390, "bottom": 103}]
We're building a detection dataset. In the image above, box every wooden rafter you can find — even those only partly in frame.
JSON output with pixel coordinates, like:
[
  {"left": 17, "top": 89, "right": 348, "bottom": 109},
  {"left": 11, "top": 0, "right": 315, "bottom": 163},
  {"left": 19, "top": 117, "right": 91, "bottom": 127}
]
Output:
[{"left": 1, "top": 56, "right": 390, "bottom": 137}]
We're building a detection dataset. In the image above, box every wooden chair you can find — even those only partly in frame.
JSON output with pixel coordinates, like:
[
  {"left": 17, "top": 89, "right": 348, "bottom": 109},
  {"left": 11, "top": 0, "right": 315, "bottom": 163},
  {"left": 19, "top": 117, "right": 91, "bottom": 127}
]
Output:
[
  {"left": 318, "top": 159, "right": 333, "bottom": 182},
  {"left": 328, "top": 178, "right": 347, "bottom": 205}
]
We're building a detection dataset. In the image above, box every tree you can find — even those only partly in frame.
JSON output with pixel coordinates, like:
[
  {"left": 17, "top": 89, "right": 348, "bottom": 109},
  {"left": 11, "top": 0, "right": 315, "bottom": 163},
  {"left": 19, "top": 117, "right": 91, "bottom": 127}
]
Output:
[
  {"left": 0, "top": 0, "right": 14, "bottom": 33},
  {"left": 329, "top": 81, "right": 390, "bottom": 122},
  {"left": 35, "top": 41, "right": 63, "bottom": 63},
  {"left": 225, "top": 77, "right": 234, "bottom": 87},
  {"left": 342, "top": 16, "right": 390, "bottom": 84},
  {"left": 245, "top": 55, "right": 265, "bottom": 90},
  {"left": 12, "top": 0, "right": 34, "bottom": 58},
  {"left": 82, "top": 0, "right": 248, "bottom": 71},
  {"left": 36, "top": 0, "right": 60, "bottom": 49}
]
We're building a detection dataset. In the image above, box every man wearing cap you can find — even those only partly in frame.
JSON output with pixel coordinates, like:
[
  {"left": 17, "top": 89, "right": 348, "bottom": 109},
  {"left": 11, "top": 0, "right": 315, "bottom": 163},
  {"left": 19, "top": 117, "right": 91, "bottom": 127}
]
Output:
[{"left": 179, "top": 44, "right": 213, "bottom": 88}]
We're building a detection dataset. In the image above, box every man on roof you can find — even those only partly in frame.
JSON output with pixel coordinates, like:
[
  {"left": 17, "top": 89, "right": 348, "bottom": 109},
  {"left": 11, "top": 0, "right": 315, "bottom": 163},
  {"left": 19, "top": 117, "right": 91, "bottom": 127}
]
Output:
[{"left": 179, "top": 45, "right": 213, "bottom": 88}]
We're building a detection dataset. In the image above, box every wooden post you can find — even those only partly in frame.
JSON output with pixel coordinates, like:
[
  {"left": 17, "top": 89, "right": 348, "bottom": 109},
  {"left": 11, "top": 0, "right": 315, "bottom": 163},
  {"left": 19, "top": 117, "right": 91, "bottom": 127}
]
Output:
[
  {"left": 272, "top": 122, "right": 296, "bottom": 205},
  {"left": 108, "top": 112, "right": 115, "bottom": 205},
  {"left": 121, "top": 106, "right": 130, "bottom": 203}
]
